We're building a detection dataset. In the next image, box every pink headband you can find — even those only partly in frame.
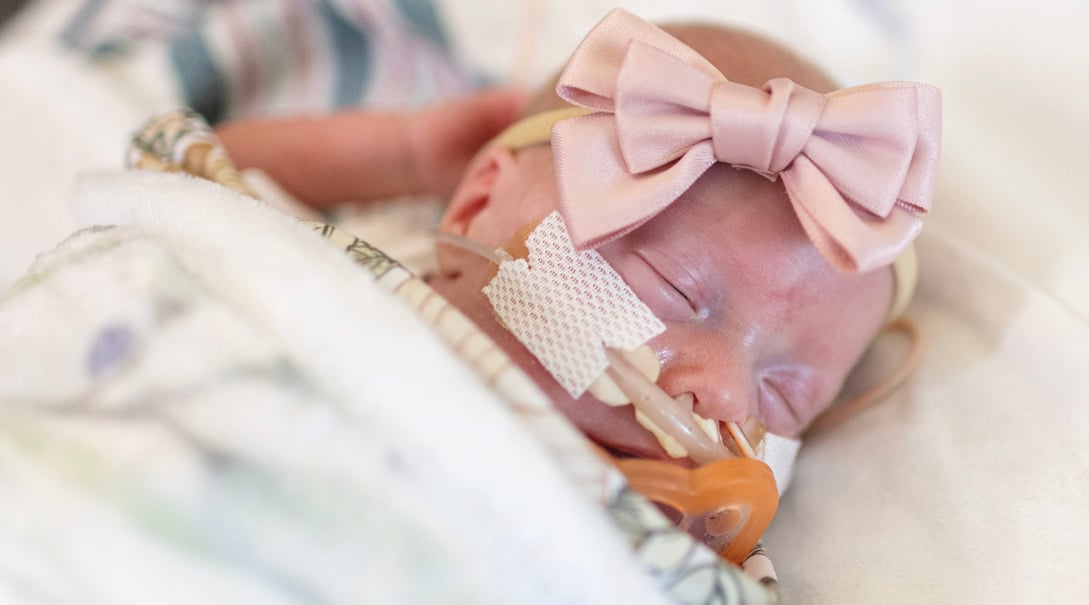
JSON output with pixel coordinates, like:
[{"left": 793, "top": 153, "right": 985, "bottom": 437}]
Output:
[{"left": 548, "top": 9, "right": 942, "bottom": 273}]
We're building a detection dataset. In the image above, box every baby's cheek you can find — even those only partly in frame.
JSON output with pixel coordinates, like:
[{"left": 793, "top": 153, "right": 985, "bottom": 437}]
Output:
[
  {"left": 790, "top": 269, "right": 895, "bottom": 431},
  {"left": 820, "top": 269, "right": 894, "bottom": 368}
]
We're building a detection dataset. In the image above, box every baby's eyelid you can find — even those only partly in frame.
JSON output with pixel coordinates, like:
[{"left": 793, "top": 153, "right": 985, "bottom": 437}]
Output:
[
  {"left": 663, "top": 275, "right": 696, "bottom": 310},
  {"left": 634, "top": 251, "right": 701, "bottom": 316}
]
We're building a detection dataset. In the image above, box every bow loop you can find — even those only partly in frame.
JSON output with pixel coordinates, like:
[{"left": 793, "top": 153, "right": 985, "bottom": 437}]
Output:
[
  {"left": 550, "top": 9, "right": 942, "bottom": 272},
  {"left": 613, "top": 40, "right": 719, "bottom": 173},
  {"left": 810, "top": 83, "right": 941, "bottom": 217}
]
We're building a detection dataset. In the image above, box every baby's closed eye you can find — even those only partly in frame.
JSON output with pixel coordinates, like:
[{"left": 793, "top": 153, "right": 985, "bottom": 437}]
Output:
[
  {"left": 617, "top": 250, "right": 702, "bottom": 322},
  {"left": 758, "top": 368, "right": 820, "bottom": 436}
]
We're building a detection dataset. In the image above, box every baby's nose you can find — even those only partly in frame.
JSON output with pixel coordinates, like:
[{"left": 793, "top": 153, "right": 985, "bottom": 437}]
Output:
[
  {"left": 693, "top": 382, "right": 751, "bottom": 425},
  {"left": 661, "top": 362, "right": 753, "bottom": 425}
]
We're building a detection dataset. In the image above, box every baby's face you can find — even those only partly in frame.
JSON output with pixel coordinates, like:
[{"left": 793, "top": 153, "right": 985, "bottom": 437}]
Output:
[{"left": 437, "top": 148, "right": 891, "bottom": 459}]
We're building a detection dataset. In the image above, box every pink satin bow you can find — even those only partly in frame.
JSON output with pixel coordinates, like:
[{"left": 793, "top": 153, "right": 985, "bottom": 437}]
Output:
[{"left": 550, "top": 9, "right": 942, "bottom": 272}]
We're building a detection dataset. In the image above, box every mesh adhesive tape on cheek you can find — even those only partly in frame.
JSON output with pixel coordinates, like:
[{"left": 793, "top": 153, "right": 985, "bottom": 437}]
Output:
[{"left": 482, "top": 211, "right": 665, "bottom": 398}]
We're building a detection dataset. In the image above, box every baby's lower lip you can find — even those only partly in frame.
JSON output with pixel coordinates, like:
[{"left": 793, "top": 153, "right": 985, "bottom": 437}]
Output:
[
  {"left": 595, "top": 437, "right": 700, "bottom": 470},
  {"left": 559, "top": 389, "right": 712, "bottom": 465},
  {"left": 585, "top": 414, "right": 662, "bottom": 456},
  {"left": 597, "top": 438, "right": 664, "bottom": 460},
  {"left": 582, "top": 400, "right": 730, "bottom": 464},
  {"left": 591, "top": 427, "right": 686, "bottom": 463}
]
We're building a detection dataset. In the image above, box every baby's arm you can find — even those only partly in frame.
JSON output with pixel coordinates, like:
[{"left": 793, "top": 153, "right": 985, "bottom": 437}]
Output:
[{"left": 215, "top": 87, "right": 527, "bottom": 208}]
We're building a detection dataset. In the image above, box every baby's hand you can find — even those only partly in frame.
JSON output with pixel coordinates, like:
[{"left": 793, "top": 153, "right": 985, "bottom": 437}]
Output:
[
  {"left": 215, "top": 87, "right": 528, "bottom": 208},
  {"left": 409, "top": 87, "right": 529, "bottom": 200}
]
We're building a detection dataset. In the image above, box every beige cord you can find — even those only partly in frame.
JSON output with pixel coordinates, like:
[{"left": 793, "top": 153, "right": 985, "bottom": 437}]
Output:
[
  {"left": 725, "top": 422, "right": 757, "bottom": 459},
  {"left": 432, "top": 230, "right": 513, "bottom": 266},
  {"left": 803, "top": 318, "right": 925, "bottom": 437}
]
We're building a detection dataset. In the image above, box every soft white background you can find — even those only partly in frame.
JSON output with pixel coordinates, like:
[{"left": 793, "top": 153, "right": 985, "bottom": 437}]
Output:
[{"left": 1, "top": 1, "right": 1087, "bottom": 602}]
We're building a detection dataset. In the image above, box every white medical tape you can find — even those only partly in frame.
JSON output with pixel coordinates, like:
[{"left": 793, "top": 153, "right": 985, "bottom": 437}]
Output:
[{"left": 482, "top": 211, "right": 665, "bottom": 397}]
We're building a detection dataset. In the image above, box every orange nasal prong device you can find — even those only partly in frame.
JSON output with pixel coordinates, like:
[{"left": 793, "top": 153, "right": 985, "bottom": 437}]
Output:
[
  {"left": 602, "top": 347, "right": 780, "bottom": 563},
  {"left": 613, "top": 454, "right": 779, "bottom": 564}
]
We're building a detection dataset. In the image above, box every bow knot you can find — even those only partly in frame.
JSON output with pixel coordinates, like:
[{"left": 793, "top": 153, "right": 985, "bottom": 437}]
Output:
[
  {"left": 551, "top": 9, "right": 942, "bottom": 272},
  {"left": 709, "top": 78, "right": 826, "bottom": 175}
]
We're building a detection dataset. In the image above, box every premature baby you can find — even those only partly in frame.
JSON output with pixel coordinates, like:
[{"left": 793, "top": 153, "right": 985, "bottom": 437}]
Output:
[{"left": 218, "top": 6, "right": 940, "bottom": 555}]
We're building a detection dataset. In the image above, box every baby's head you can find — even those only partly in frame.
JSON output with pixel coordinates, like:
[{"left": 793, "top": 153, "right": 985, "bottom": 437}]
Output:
[{"left": 431, "top": 10, "right": 939, "bottom": 460}]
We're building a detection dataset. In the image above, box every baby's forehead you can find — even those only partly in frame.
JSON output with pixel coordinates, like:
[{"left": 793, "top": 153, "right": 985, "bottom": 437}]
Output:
[
  {"left": 623, "top": 166, "right": 812, "bottom": 259},
  {"left": 625, "top": 189, "right": 883, "bottom": 317}
]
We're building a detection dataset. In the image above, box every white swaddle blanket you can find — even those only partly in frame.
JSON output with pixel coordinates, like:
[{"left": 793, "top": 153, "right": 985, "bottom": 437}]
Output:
[{"left": 0, "top": 170, "right": 677, "bottom": 605}]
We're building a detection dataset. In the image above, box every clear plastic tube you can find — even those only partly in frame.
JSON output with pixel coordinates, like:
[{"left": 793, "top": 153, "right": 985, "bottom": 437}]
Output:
[
  {"left": 604, "top": 347, "right": 735, "bottom": 465},
  {"left": 432, "top": 230, "right": 513, "bottom": 266}
]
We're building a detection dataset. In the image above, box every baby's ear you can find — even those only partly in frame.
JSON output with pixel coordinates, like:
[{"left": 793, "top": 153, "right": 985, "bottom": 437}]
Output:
[{"left": 440, "top": 145, "right": 517, "bottom": 236}]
